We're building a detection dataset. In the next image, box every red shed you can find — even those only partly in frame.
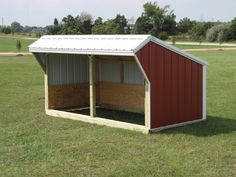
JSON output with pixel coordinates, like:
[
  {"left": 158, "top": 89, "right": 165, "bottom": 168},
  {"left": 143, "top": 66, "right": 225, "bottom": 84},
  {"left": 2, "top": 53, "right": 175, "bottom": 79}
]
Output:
[{"left": 29, "top": 35, "right": 207, "bottom": 133}]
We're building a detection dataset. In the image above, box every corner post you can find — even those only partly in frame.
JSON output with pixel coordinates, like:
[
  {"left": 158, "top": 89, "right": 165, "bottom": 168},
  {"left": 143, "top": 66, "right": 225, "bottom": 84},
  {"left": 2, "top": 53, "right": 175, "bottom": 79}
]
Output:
[
  {"left": 145, "top": 80, "right": 149, "bottom": 128},
  {"left": 89, "top": 55, "right": 96, "bottom": 117},
  {"left": 203, "top": 65, "right": 207, "bottom": 120},
  {"left": 45, "top": 54, "right": 49, "bottom": 111}
]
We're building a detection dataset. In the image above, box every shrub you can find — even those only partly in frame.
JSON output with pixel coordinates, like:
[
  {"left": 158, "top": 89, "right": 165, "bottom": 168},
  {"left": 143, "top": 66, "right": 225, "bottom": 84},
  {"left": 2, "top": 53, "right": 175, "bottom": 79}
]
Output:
[
  {"left": 190, "top": 23, "right": 206, "bottom": 42},
  {"left": 36, "top": 32, "right": 42, "bottom": 38},
  {"left": 158, "top": 31, "right": 169, "bottom": 40},
  {"left": 1, "top": 26, "right": 11, "bottom": 34},
  {"left": 16, "top": 40, "right": 22, "bottom": 52},
  {"left": 172, "top": 36, "right": 176, "bottom": 44},
  {"left": 206, "top": 24, "right": 226, "bottom": 42}
]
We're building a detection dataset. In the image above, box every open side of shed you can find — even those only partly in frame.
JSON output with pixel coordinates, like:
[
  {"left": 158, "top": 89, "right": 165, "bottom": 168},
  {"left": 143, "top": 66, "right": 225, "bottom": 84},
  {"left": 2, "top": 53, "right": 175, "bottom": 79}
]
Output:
[{"left": 29, "top": 35, "right": 207, "bottom": 133}]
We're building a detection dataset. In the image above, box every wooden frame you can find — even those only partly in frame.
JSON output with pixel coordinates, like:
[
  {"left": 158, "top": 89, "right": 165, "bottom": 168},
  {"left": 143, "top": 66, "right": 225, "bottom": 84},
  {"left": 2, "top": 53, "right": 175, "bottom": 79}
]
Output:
[
  {"left": 46, "top": 109, "right": 149, "bottom": 133},
  {"left": 44, "top": 54, "right": 150, "bottom": 133},
  {"left": 144, "top": 81, "right": 149, "bottom": 127},
  {"left": 89, "top": 55, "right": 96, "bottom": 117},
  {"left": 134, "top": 54, "right": 151, "bottom": 129}
]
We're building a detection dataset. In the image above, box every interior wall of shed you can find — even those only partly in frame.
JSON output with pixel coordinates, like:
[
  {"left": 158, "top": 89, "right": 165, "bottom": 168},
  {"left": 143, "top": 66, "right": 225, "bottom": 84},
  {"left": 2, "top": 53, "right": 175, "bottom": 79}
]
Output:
[
  {"left": 46, "top": 54, "right": 145, "bottom": 115},
  {"left": 95, "top": 55, "right": 145, "bottom": 113},
  {"left": 46, "top": 54, "right": 90, "bottom": 110}
]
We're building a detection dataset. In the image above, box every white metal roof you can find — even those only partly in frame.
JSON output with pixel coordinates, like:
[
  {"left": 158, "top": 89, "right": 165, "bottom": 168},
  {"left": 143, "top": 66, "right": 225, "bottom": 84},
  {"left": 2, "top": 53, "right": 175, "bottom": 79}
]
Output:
[
  {"left": 29, "top": 35, "right": 151, "bottom": 56},
  {"left": 29, "top": 35, "right": 207, "bottom": 65}
]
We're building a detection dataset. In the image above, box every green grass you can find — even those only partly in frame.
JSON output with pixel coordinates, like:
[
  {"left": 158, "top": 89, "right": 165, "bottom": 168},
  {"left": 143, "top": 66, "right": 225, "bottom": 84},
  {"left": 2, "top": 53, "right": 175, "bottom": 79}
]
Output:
[
  {"left": 0, "top": 36, "right": 36, "bottom": 52},
  {"left": 0, "top": 32, "right": 38, "bottom": 38},
  {"left": 175, "top": 44, "right": 236, "bottom": 49},
  {"left": 0, "top": 51, "right": 236, "bottom": 177}
]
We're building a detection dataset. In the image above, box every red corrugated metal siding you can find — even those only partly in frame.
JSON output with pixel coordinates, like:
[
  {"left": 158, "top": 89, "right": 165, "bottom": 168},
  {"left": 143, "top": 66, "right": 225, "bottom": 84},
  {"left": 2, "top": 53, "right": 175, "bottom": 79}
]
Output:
[{"left": 136, "top": 42, "right": 203, "bottom": 129}]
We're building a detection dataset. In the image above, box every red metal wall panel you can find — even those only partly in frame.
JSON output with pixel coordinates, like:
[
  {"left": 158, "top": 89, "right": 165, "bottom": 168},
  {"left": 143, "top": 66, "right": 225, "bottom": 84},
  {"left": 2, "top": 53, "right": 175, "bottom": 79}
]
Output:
[{"left": 136, "top": 42, "right": 203, "bottom": 129}]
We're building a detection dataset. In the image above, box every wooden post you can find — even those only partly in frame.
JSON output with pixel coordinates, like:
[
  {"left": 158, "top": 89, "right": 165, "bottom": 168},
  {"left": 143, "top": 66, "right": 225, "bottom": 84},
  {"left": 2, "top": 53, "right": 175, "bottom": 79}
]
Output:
[
  {"left": 145, "top": 80, "right": 149, "bottom": 128},
  {"left": 89, "top": 55, "right": 96, "bottom": 117}
]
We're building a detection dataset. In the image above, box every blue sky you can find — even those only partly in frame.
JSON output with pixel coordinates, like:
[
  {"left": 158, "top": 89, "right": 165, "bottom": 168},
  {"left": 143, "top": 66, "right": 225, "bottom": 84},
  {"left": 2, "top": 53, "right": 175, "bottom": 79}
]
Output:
[{"left": 1, "top": 0, "right": 236, "bottom": 26}]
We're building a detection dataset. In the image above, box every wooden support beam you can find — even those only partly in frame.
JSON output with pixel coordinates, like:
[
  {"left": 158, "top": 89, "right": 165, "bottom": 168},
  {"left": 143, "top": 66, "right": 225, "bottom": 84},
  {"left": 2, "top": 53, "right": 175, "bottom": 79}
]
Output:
[
  {"left": 96, "top": 55, "right": 134, "bottom": 63},
  {"left": 89, "top": 55, "right": 96, "bottom": 117},
  {"left": 144, "top": 80, "right": 149, "bottom": 128}
]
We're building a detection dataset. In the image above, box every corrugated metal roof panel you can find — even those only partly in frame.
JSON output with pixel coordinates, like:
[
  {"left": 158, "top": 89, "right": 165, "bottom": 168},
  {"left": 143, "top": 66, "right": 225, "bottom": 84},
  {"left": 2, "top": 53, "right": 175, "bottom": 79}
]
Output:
[
  {"left": 29, "top": 34, "right": 207, "bottom": 65},
  {"left": 29, "top": 35, "right": 151, "bottom": 55}
]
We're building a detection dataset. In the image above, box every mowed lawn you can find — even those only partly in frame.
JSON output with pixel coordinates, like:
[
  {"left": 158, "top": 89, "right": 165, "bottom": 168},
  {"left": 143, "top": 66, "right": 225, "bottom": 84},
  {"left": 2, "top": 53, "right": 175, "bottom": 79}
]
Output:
[
  {"left": 0, "top": 36, "right": 36, "bottom": 52},
  {"left": 0, "top": 51, "right": 236, "bottom": 177},
  {"left": 175, "top": 44, "right": 236, "bottom": 49}
]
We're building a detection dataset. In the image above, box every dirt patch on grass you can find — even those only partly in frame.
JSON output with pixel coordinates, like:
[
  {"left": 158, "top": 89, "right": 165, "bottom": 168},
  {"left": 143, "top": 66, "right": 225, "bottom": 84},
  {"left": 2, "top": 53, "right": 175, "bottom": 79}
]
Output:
[{"left": 0, "top": 52, "right": 32, "bottom": 57}]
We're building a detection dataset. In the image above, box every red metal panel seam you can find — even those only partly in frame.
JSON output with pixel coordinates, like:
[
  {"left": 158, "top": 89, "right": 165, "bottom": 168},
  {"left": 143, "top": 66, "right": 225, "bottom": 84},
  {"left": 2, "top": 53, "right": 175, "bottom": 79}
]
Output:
[{"left": 183, "top": 58, "right": 186, "bottom": 121}]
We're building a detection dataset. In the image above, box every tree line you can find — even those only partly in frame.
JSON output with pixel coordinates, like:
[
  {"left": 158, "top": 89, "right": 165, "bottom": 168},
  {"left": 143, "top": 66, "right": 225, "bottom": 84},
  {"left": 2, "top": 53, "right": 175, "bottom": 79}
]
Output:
[{"left": 1, "top": 2, "right": 236, "bottom": 43}]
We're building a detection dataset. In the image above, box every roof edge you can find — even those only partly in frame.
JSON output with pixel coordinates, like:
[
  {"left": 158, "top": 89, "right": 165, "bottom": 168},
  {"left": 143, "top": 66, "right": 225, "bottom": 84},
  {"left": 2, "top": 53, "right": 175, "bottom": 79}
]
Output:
[
  {"left": 133, "top": 35, "right": 152, "bottom": 54},
  {"left": 29, "top": 48, "right": 135, "bottom": 56},
  {"left": 134, "top": 36, "right": 208, "bottom": 66}
]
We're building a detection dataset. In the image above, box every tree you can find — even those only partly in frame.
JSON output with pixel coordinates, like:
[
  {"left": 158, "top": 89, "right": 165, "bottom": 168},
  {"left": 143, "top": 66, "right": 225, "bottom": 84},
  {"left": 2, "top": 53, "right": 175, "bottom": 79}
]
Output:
[
  {"left": 92, "top": 19, "right": 120, "bottom": 34},
  {"left": 61, "top": 15, "right": 77, "bottom": 34},
  {"left": 47, "top": 18, "right": 61, "bottom": 35},
  {"left": 16, "top": 40, "right": 22, "bottom": 52},
  {"left": 162, "top": 13, "right": 177, "bottom": 35},
  {"left": 54, "top": 18, "right": 59, "bottom": 26},
  {"left": 132, "top": 15, "right": 152, "bottom": 34},
  {"left": 1, "top": 26, "right": 11, "bottom": 34},
  {"left": 92, "top": 14, "right": 128, "bottom": 34},
  {"left": 226, "top": 17, "right": 236, "bottom": 40},
  {"left": 114, "top": 14, "right": 128, "bottom": 33},
  {"left": 133, "top": 2, "right": 177, "bottom": 39},
  {"left": 76, "top": 12, "right": 93, "bottom": 34},
  {"left": 206, "top": 24, "right": 226, "bottom": 42},
  {"left": 94, "top": 17, "right": 103, "bottom": 26},
  {"left": 11, "top": 21, "right": 23, "bottom": 35},
  {"left": 177, "top": 18, "right": 195, "bottom": 34},
  {"left": 53, "top": 12, "right": 93, "bottom": 34},
  {"left": 190, "top": 23, "right": 206, "bottom": 42},
  {"left": 190, "top": 22, "right": 214, "bottom": 42}
]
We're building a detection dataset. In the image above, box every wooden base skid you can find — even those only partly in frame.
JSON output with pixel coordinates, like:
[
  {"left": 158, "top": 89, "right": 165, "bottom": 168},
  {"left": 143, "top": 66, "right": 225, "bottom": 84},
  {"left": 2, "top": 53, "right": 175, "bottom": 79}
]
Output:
[
  {"left": 45, "top": 110, "right": 205, "bottom": 134},
  {"left": 150, "top": 118, "right": 206, "bottom": 132},
  {"left": 46, "top": 109, "right": 149, "bottom": 134}
]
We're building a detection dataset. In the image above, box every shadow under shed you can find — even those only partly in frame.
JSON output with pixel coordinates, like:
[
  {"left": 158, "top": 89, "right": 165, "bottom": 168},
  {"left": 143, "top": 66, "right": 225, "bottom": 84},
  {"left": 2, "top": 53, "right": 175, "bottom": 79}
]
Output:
[
  {"left": 67, "top": 107, "right": 145, "bottom": 125},
  {"left": 157, "top": 115, "right": 236, "bottom": 137}
]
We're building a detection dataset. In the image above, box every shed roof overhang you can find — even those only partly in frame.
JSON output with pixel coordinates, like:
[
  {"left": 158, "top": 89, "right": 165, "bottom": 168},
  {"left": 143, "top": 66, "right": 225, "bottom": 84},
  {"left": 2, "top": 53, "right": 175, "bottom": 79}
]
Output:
[
  {"left": 29, "top": 35, "right": 208, "bottom": 66},
  {"left": 29, "top": 35, "right": 151, "bottom": 56}
]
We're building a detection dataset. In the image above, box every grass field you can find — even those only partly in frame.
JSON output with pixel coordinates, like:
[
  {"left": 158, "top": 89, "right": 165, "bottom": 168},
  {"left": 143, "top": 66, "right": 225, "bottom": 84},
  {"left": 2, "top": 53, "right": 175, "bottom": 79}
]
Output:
[
  {"left": 0, "top": 50, "right": 235, "bottom": 176},
  {"left": 0, "top": 36, "right": 36, "bottom": 52},
  {"left": 175, "top": 44, "right": 236, "bottom": 49}
]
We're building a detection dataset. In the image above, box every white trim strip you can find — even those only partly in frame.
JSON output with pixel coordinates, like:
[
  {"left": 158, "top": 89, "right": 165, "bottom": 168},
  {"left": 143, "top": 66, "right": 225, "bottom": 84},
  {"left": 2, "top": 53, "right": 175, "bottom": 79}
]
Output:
[
  {"left": 133, "top": 54, "right": 151, "bottom": 129},
  {"left": 150, "top": 118, "right": 206, "bottom": 132},
  {"left": 133, "top": 55, "right": 150, "bottom": 84},
  {"left": 150, "top": 37, "right": 208, "bottom": 66},
  {"left": 133, "top": 35, "right": 152, "bottom": 54},
  {"left": 203, "top": 65, "right": 207, "bottom": 120},
  {"left": 30, "top": 49, "right": 135, "bottom": 57},
  {"left": 46, "top": 109, "right": 149, "bottom": 134}
]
